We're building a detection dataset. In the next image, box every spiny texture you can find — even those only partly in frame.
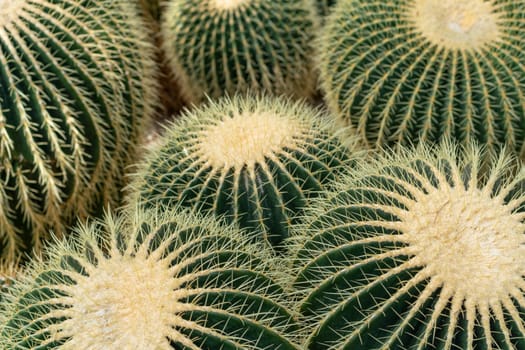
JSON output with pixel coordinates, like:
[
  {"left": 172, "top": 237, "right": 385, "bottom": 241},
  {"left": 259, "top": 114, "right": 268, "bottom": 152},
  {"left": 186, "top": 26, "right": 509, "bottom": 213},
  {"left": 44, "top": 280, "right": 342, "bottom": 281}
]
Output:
[
  {"left": 292, "top": 143, "right": 525, "bottom": 349},
  {"left": 140, "top": 0, "right": 162, "bottom": 22},
  {"left": 316, "top": 0, "right": 336, "bottom": 16},
  {"left": 320, "top": 0, "right": 525, "bottom": 156},
  {"left": 0, "top": 0, "right": 157, "bottom": 260},
  {"left": 0, "top": 208, "right": 300, "bottom": 349},
  {"left": 161, "top": 0, "right": 318, "bottom": 103},
  {"left": 138, "top": 0, "right": 185, "bottom": 117},
  {"left": 130, "top": 95, "right": 358, "bottom": 248},
  {"left": 0, "top": 259, "right": 19, "bottom": 298}
]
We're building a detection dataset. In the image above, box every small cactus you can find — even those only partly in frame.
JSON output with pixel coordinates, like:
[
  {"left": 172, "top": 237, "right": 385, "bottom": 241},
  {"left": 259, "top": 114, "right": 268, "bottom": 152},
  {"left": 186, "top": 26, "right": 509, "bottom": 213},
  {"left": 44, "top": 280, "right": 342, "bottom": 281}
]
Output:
[
  {"left": 292, "top": 142, "right": 525, "bottom": 349},
  {"left": 0, "top": 208, "right": 300, "bottom": 349},
  {"left": 0, "top": 0, "right": 157, "bottom": 260},
  {"left": 161, "top": 0, "right": 319, "bottom": 103},
  {"left": 129, "top": 95, "right": 359, "bottom": 248},
  {"left": 319, "top": 0, "right": 525, "bottom": 156}
]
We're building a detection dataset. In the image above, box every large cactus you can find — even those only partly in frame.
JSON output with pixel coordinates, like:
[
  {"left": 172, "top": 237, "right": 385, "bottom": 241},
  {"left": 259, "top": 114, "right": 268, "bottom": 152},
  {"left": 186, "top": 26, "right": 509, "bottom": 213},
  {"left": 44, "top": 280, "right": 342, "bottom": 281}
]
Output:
[
  {"left": 292, "top": 142, "right": 525, "bottom": 349},
  {"left": 137, "top": 0, "right": 185, "bottom": 117},
  {"left": 319, "top": 0, "right": 525, "bottom": 156},
  {"left": 129, "top": 94, "right": 359, "bottom": 248},
  {"left": 0, "top": 208, "right": 300, "bottom": 349},
  {"left": 161, "top": 0, "right": 318, "bottom": 103},
  {"left": 0, "top": 0, "right": 157, "bottom": 260}
]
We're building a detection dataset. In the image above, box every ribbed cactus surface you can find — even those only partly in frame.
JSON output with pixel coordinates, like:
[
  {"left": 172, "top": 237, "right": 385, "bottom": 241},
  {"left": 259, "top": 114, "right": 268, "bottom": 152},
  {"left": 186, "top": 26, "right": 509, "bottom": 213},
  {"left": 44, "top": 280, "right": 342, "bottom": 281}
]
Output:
[
  {"left": 320, "top": 0, "right": 525, "bottom": 155},
  {"left": 0, "top": 209, "right": 299, "bottom": 349},
  {"left": 0, "top": 0, "right": 157, "bottom": 260},
  {"left": 161, "top": 0, "right": 318, "bottom": 103},
  {"left": 131, "top": 95, "right": 357, "bottom": 248},
  {"left": 292, "top": 143, "right": 525, "bottom": 349}
]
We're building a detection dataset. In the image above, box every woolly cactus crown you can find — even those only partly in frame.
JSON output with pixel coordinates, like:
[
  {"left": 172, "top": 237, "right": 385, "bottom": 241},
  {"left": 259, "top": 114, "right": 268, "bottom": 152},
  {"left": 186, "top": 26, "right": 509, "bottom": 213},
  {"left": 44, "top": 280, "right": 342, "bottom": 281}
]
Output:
[
  {"left": 320, "top": 0, "right": 525, "bottom": 155},
  {"left": 0, "top": 208, "right": 300, "bottom": 349},
  {"left": 292, "top": 142, "right": 525, "bottom": 349},
  {"left": 129, "top": 94, "right": 359, "bottom": 247},
  {"left": 161, "top": 0, "right": 318, "bottom": 103},
  {"left": 0, "top": 0, "right": 157, "bottom": 260}
]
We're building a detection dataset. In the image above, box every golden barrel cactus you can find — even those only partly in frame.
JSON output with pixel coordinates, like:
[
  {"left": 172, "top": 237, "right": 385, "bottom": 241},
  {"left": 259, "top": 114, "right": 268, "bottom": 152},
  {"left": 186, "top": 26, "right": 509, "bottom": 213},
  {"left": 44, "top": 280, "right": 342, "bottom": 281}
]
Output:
[
  {"left": 320, "top": 0, "right": 525, "bottom": 156},
  {"left": 292, "top": 142, "right": 525, "bottom": 349},
  {"left": 0, "top": 0, "right": 158, "bottom": 260}
]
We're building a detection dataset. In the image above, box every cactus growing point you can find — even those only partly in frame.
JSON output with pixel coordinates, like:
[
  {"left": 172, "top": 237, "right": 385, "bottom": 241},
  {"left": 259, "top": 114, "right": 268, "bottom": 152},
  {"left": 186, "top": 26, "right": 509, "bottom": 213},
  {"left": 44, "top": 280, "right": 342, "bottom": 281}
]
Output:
[{"left": 292, "top": 142, "right": 525, "bottom": 349}]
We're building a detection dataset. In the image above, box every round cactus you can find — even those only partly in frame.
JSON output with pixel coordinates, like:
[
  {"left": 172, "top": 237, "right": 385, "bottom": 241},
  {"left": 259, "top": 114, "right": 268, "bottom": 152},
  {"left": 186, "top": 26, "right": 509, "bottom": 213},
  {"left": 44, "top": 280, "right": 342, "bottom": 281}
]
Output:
[
  {"left": 129, "top": 95, "right": 359, "bottom": 248},
  {"left": 292, "top": 142, "right": 525, "bottom": 349},
  {"left": 0, "top": 208, "right": 300, "bottom": 349},
  {"left": 0, "top": 0, "right": 157, "bottom": 260},
  {"left": 161, "top": 0, "right": 318, "bottom": 103},
  {"left": 320, "top": 0, "right": 525, "bottom": 155}
]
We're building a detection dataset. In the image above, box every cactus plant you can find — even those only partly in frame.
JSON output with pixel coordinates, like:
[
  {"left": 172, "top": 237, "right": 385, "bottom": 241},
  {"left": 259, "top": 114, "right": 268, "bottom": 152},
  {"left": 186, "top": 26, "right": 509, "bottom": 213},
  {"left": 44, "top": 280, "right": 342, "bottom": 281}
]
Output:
[
  {"left": 137, "top": 0, "right": 185, "bottom": 117},
  {"left": 319, "top": 0, "right": 525, "bottom": 156},
  {"left": 292, "top": 142, "right": 525, "bottom": 349},
  {"left": 0, "top": 0, "right": 158, "bottom": 260},
  {"left": 0, "top": 208, "right": 300, "bottom": 349},
  {"left": 140, "top": 0, "right": 162, "bottom": 22},
  {"left": 161, "top": 0, "right": 318, "bottom": 103},
  {"left": 0, "top": 259, "right": 19, "bottom": 297},
  {"left": 316, "top": 0, "right": 336, "bottom": 16},
  {"left": 129, "top": 95, "right": 359, "bottom": 248}
]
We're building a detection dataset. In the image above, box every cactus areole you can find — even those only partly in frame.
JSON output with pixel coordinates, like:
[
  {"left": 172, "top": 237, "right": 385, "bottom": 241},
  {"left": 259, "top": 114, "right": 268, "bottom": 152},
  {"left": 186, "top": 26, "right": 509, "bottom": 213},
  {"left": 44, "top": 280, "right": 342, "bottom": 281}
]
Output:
[
  {"left": 413, "top": 0, "right": 500, "bottom": 49},
  {"left": 198, "top": 110, "right": 302, "bottom": 169},
  {"left": 211, "top": 0, "right": 247, "bottom": 10},
  {"left": 0, "top": 0, "right": 22, "bottom": 22}
]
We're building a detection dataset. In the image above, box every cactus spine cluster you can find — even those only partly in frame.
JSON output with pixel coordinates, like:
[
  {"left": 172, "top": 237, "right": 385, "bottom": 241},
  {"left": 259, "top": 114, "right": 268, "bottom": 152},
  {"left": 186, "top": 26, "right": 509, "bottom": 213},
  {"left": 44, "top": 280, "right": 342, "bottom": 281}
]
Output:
[
  {"left": 0, "top": 208, "right": 300, "bottom": 349},
  {"left": 161, "top": 0, "right": 318, "bottom": 103},
  {"left": 319, "top": 0, "right": 525, "bottom": 155},
  {"left": 316, "top": 0, "right": 336, "bottom": 16},
  {"left": 292, "top": 143, "right": 525, "bottom": 349},
  {"left": 130, "top": 95, "right": 357, "bottom": 247},
  {"left": 0, "top": 0, "right": 157, "bottom": 260}
]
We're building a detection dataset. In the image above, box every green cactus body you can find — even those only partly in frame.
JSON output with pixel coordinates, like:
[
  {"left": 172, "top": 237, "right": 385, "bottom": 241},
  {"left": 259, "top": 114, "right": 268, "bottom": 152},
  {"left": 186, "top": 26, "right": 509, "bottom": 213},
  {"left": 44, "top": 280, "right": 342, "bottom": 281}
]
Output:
[
  {"left": 161, "top": 0, "right": 318, "bottom": 103},
  {"left": 0, "top": 0, "right": 157, "bottom": 260},
  {"left": 292, "top": 143, "right": 525, "bottom": 349},
  {"left": 0, "top": 208, "right": 299, "bottom": 349},
  {"left": 320, "top": 0, "right": 525, "bottom": 155},
  {"left": 130, "top": 95, "right": 357, "bottom": 248}
]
